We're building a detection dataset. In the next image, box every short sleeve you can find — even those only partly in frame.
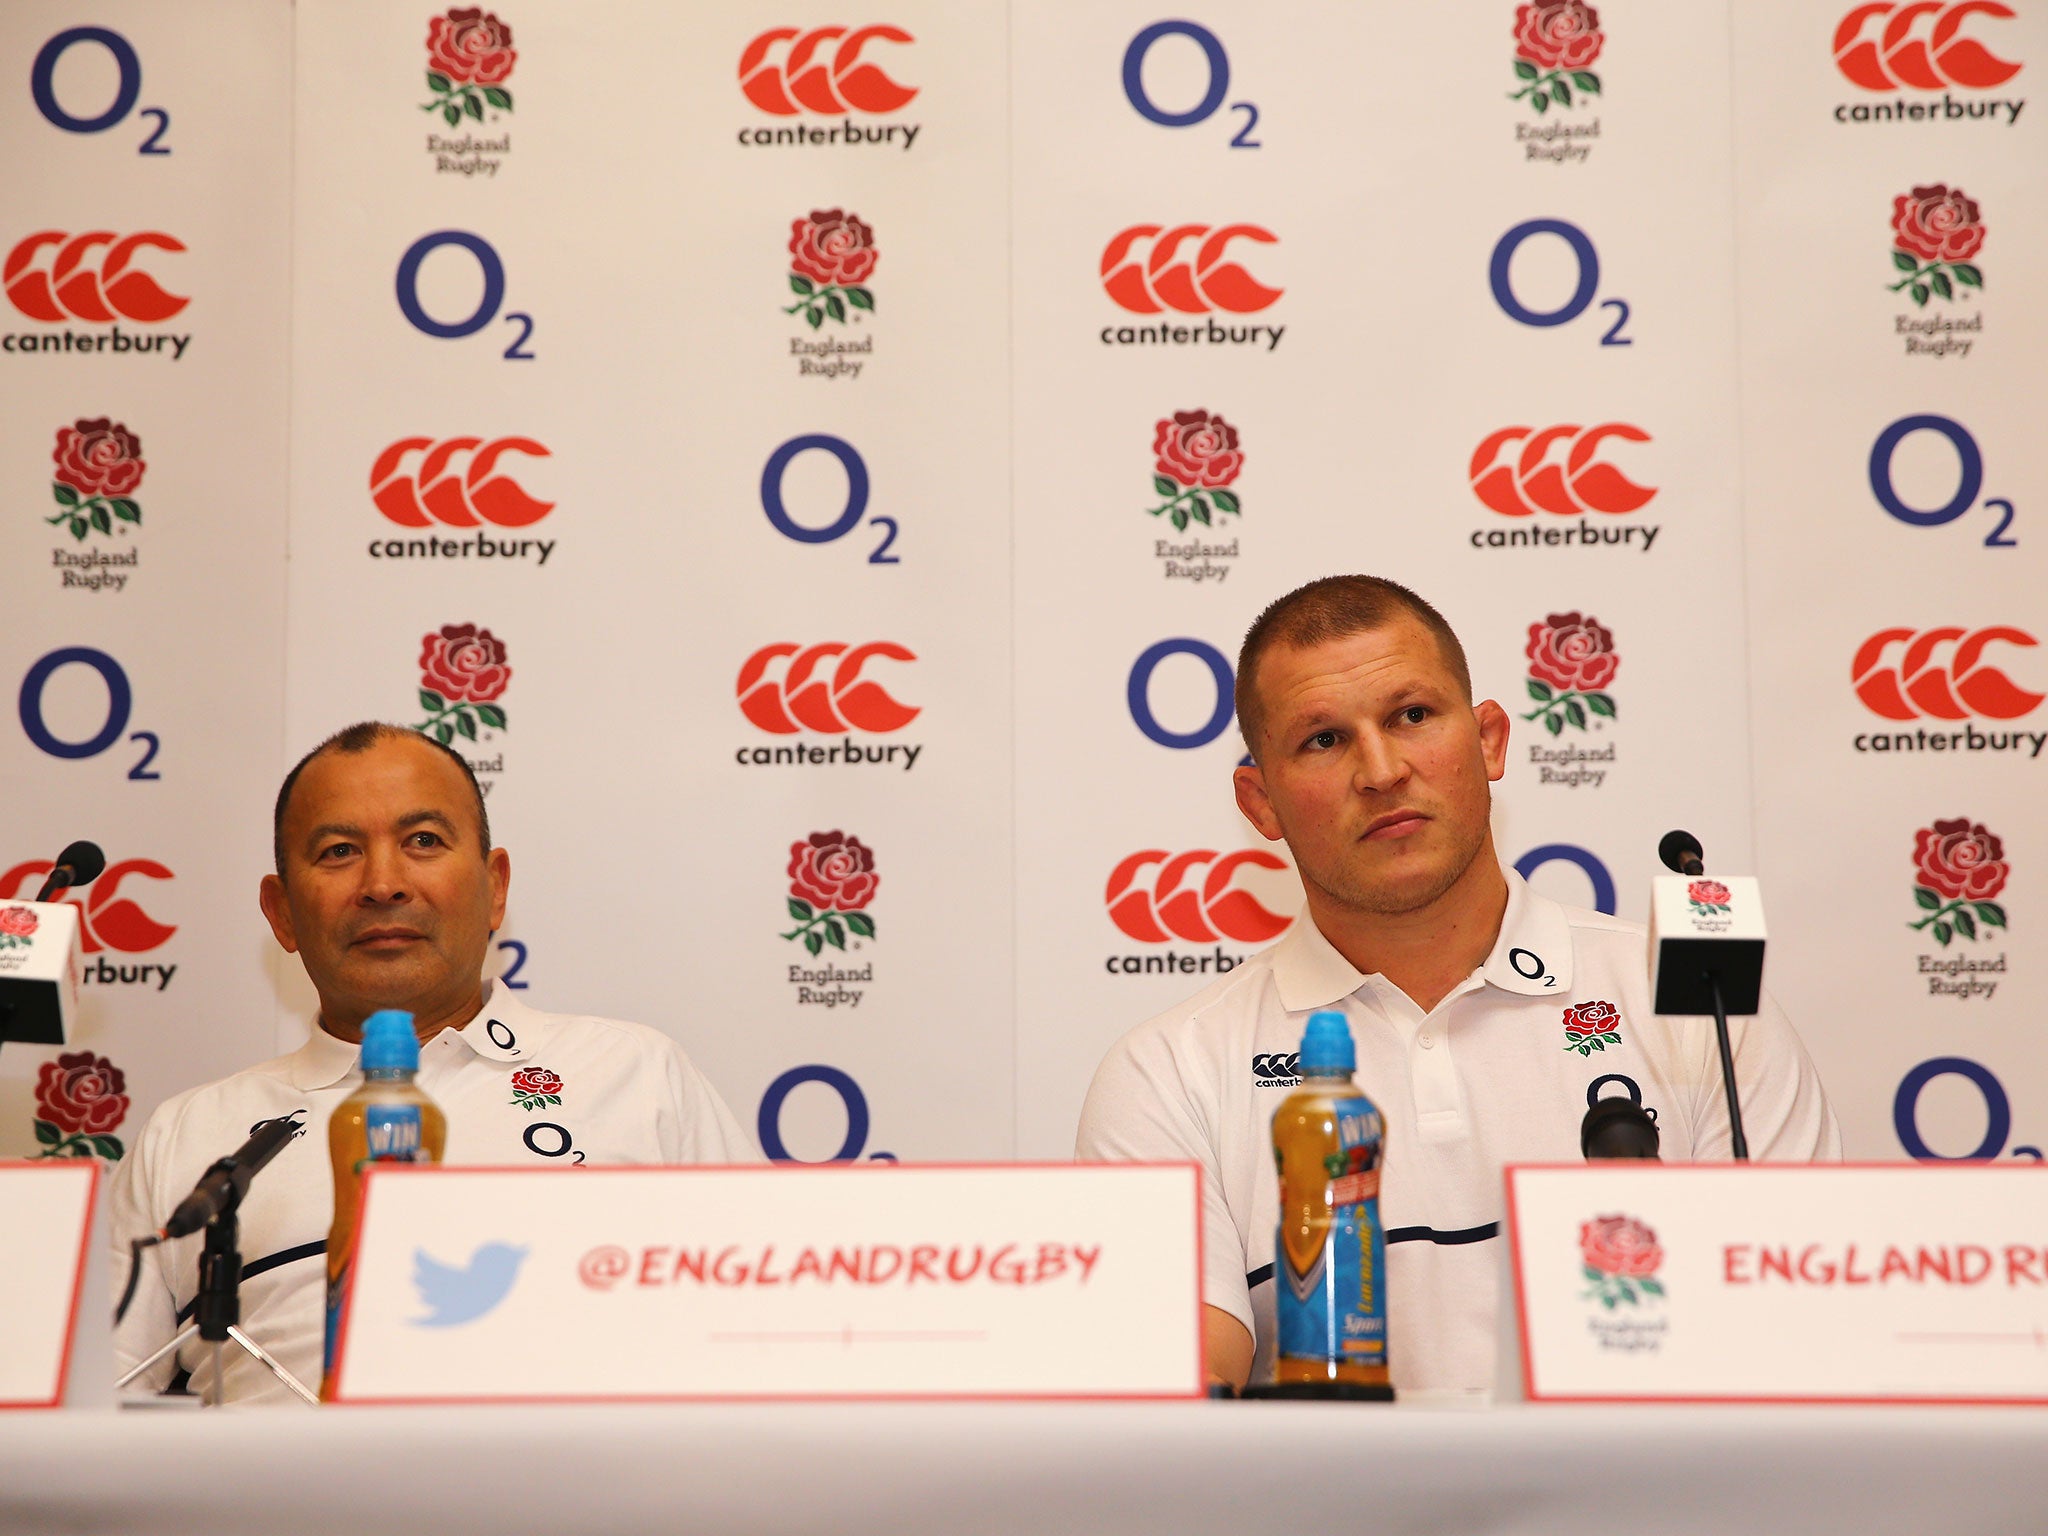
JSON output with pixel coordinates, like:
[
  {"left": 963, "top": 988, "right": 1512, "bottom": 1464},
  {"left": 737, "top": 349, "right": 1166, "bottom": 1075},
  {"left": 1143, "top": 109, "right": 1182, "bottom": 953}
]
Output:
[{"left": 660, "top": 1042, "right": 761, "bottom": 1164}]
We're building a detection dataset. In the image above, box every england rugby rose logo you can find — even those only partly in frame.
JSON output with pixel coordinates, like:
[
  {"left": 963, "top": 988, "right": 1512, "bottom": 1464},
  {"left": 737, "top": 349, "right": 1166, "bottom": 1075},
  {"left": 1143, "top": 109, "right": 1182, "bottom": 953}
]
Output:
[
  {"left": 422, "top": 7, "right": 516, "bottom": 125},
  {"left": 1909, "top": 818, "right": 2008, "bottom": 947},
  {"left": 1687, "top": 879, "right": 1732, "bottom": 917},
  {"left": 1147, "top": 410, "right": 1244, "bottom": 531},
  {"left": 1523, "top": 612, "right": 1617, "bottom": 735},
  {"left": 782, "top": 830, "right": 878, "bottom": 957},
  {"left": 414, "top": 623, "right": 511, "bottom": 745},
  {"left": 1510, "top": 0, "right": 1604, "bottom": 112},
  {"left": 1561, "top": 999, "right": 1622, "bottom": 1056},
  {"left": 1579, "top": 1213, "right": 1663, "bottom": 1308},
  {"left": 786, "top": 210, "right": 877, "bottom": 328},
  {"left": 0, "top": 905, "right": 37, "bottom": 949},
  {"left": 33, "top": 1050, "right": 130, "bottom": 1161},
  {"left": 1888, "top": 186, "right": 1985, "bottom": 307},
  {"left": 509, "top": 1066, "right": 562, "bottom": 1112},
  {"left": 49, "top": 418, "right": 145, "bottom": 543}
]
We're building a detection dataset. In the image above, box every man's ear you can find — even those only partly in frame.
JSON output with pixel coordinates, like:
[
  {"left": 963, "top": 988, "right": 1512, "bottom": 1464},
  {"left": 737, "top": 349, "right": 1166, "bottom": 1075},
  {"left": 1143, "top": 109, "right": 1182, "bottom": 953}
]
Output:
[
  {"left": 486, "top": 846, "right": 510, "bottom": 930},
  {"left": 258, "top": 873, "right": 298, "bottom": 954},
  {"left": 1234, "top": 762, "right": 1284, "bottom": 841},
  {"left": 1476, "top": 698, "right": 1510, "bottom": 782}
]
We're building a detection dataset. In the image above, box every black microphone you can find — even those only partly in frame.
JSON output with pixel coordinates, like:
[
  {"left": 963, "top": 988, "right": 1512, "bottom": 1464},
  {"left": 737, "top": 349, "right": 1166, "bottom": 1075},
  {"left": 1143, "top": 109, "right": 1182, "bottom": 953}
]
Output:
[
  {"left": 1657, "top": 829, "right": 1705, "bottom": 878},
  {"left": 33, "top": 840, "right": 106, "bottom": 903},
  {"left": 162, "top": 1114, "right": 307, "bottom": 1239},
  {"left": 1581, "top": 1097, "right": 1661, "bottom": 1160}
]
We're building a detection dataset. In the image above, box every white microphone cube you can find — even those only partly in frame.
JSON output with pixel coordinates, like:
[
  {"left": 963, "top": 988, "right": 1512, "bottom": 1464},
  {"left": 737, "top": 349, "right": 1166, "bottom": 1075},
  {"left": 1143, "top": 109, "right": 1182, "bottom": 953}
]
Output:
[
  {"left": 1649, "top": 874, "right": 1766, "bottom": 1016},
  {"left": 0, "top": 901, "right": 83, "bottom": 1045}
]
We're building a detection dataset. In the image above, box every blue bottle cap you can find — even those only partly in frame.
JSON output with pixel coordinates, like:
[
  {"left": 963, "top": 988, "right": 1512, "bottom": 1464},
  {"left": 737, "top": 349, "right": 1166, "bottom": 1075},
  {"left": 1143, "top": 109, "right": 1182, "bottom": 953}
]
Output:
[
  {"left": 359, "top": 1009, "right": 419, "bottom": 1072},
  {"left": 1298, "top": 1009, "right": 1356, "bottom": 1075}
]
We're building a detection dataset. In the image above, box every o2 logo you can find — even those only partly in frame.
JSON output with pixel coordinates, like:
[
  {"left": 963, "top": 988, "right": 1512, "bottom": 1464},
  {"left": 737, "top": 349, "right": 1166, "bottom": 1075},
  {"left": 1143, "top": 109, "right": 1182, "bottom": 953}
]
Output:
[
  {"left": 758, "top": 1064, "right": 896, "bottom": 1163},
  {"left": 1894, "top": 1057, "right": 2040, "bottom": 1161},
  {"left": 493, "top": 935, "right": 531, "bottom": 990},
  {"left": 17, "top": 647, "right": 160, "bottom": 780},
  {"left": 1869, "top": 415, "right": 2014, "bottom": 548},
  {"left": 1129, "top": 638, "right": 1234, "bottom": 749},
  {"left": 31, "top": 27, "right": 170, "bottom": 154},
  {"left": 1121, "top": 21, "right": 1260, "bottom": 147},
  {"left": 395, "top": 232, "right": 534, "bottom": 359},
  {"left": 1489, "top": 219, "right": 1632, "bottom": 345},
  {"left": 1514, "top": 843, "right": 1617, "bottom": 916},
  {"left": 759, "top": 434, "right": 899, "bottom": 563}
]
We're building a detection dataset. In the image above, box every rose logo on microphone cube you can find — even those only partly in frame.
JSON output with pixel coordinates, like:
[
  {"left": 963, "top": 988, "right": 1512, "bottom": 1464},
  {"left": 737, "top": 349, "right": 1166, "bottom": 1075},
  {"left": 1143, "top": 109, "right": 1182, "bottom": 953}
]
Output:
[{"left": 328, "top": 1164, "right": 1204, "bottom": 1402}]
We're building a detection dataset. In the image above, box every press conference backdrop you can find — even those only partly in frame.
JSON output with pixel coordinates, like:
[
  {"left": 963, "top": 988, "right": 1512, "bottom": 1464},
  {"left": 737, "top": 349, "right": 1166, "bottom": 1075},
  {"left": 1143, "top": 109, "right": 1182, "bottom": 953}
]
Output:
[{"left": 1, "top": 2, "right": 2041, "bottom": 1176}]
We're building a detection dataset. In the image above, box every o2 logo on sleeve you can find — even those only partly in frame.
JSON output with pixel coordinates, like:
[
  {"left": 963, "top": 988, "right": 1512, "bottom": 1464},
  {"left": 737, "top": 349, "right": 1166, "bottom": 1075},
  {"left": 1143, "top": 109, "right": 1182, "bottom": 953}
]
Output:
[
  {"left": 1128, "top": 638, "right": 1235, "bottom": 750},
  {"left": 758, "top": 1064, "right": 895, "bottom": 1163},
  {"left": 17, "top": 647, "right": 161, "bottom": 779},
  {"left": 30, "top": 27, "right": 170, "bottom": 154},
  {"left": 1489, "top": 219, "right": 1632, "bottom": 345},
  {"left": 1121, "top": 21, "right": 1260, "bottom": 147},
  {"left": 395, "top": 232, "right": 535, "bottom": 359},
  {"left": 1869, "top": 415, "right": 2015, "bottom": 548},
  {"left": 759, "top": 434, "right": 899, "bottom": 563}
]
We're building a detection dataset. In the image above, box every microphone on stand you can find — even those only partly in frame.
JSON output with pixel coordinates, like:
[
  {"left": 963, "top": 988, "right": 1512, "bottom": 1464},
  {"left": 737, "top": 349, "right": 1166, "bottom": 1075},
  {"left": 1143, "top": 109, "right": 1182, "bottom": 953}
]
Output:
[
  {"left": 161, "top": 1114, "right": 308, "bottom": 1239},
  {"left": 34, "top": 840, "right": 106, "bottom": 903},
  {"left": 1649, "top": 829, "right": 1759, "bottom": 1162},
  {"left": 1656, "top": 829, "right": 1704, "bottom": 879}
]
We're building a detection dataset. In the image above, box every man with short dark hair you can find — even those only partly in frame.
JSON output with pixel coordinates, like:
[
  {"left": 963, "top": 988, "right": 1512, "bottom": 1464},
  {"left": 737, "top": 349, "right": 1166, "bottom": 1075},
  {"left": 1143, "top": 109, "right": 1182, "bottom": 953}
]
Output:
[
  {"left": 1078, "top": 576, "right": 1838, "bottom": 1397},
  {"left": 111, "top": 723, "right": 755, "bottom": 1404}
]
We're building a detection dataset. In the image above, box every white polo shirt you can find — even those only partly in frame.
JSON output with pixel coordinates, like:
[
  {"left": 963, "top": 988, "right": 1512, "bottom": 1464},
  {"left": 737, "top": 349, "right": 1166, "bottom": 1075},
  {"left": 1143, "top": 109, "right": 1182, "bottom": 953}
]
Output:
[
  {"left": 1076, "top": 869, "right": 1841, "bottom": 1398},
  {"left": 110, "top": 984, "right": 758, "bottom": 1404}
]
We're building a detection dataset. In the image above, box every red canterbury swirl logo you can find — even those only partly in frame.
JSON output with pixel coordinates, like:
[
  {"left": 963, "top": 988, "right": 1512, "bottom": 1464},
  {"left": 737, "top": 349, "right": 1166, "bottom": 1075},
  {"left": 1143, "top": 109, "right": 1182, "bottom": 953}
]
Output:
[
  {"left": 370, "top": 437, "right": 554, "bottom": 528},
  {"left": 740, "top": 26, "right": 917, "bottom": 115},
  {"left": 0, "top": 859, "right": 176, "bottom": 954},
  {"left": 1853, "top": 627, "right": 2042, "bottom": 720},
  {"left": 1834, "top": 2, "right": 2021, "bottom": 90},
  {"left": 1106, "top": 850, "right": 1291, "bottom": 945},
  {"left": 1469, "top": 424, "right": 1656, "bottom": 517},
  {"left": 5, "top": 231, "right": 188, "bottom": 324},
  {"left": 1100, "top": 225, "right": 1282, "bottom": 315},
  {"left": 738, "top": 643, "right": 920, "bottom": 733}
]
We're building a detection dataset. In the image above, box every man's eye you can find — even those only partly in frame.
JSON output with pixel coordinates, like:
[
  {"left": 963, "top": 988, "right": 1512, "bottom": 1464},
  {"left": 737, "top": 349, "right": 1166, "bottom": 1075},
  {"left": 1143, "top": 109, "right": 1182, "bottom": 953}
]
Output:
[
  {"left": 316, "top": 843, "right": 355, "bottom": 861},
  {"left": 1305, "top": 730, "right": 1338, "bottom": 750},
  {"left": 1400, "top": 706, "right": 1430, "bottom": 725},
  {"left": 408, "top": 831, "right": 444, "bottom": 848}
]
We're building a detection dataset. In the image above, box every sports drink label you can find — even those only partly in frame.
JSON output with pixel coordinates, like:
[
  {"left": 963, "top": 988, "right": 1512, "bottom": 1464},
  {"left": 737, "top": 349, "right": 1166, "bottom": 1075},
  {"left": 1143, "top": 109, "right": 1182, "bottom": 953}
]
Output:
[
  {"left": 1276, "top": 1093, "right": 1387, "bottom": 1367},
  {"left": 364, "top": 1103, "right": 424, "bottom": 1162}
]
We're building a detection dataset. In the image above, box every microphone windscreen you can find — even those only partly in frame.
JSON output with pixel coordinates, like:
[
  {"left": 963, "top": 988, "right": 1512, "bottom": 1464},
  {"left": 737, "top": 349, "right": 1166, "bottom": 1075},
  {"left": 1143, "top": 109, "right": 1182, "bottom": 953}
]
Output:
[
  {"left": 54, "top": 840, "right": 105, "bottom": 884},
  {"left": 1657, "top": 829, "right": 1703, "bottom": 875}
]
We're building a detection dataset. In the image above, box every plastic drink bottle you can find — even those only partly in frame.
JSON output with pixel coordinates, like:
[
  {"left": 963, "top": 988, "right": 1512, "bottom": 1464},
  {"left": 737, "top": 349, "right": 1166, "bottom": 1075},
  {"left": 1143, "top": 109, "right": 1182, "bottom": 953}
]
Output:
[
  {"left": 319, "top": 1009, "right": 446, "bottom": 1400},
  {"left": 1271, "top": 1008, "right": 1391, "bottom": 1391}
]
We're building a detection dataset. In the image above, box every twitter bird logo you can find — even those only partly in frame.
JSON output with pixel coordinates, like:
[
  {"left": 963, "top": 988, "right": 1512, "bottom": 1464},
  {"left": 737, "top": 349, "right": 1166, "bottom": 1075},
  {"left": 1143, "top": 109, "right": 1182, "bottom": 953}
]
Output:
[{"left": 410, "top": 1243, "right": 529, "bottom": 1328}]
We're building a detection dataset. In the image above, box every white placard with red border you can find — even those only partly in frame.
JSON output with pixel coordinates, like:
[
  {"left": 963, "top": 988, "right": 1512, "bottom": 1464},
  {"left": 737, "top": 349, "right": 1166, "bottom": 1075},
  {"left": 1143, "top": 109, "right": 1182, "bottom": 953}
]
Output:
[
  {"left": 0, "top": 1161, "right": 98, "bottom": 1409},
  {"left": 1507, "top": 1164, "right": 2048, "bottom": 1404},
  {"left": 331, "top": 1162, "right": 1203, "bottom": 1403}
]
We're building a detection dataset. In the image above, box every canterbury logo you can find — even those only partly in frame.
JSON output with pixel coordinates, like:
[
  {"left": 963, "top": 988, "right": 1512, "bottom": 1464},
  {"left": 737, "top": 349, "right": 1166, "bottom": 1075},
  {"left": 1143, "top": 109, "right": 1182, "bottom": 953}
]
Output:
[
  {"left": 370, "top": 438, "right": 554, "bottom": 528},
  {"left": 1106, "top": 849, "right": 1291, "bottom": 945},
  {"left": 1834, "top": 2, "right": 2021, "bottom": 90},
  {"left": 4, "top": 231, "right": 188, "bottom": 323},
  {"left": 1100, "top": 225, "right": 1282, "bottom": 315},
  {"left": 0, "top": 859, "right": 176, "bottom": 954},
  {"left": 1469, "top": 424, "right": 1656, "bottom": 517},
  {"left": 1853, "top": 627, "right": 2042, "bottom": 720},
  {"left": 740, "top": 26, "right": 917, "bottom": 115},
  {"left": 1251, "top": 1053, "right": 1301, "bottom": 1083},
  {"left": 737, "top": 643, "right": 920, "bottom": 734}
]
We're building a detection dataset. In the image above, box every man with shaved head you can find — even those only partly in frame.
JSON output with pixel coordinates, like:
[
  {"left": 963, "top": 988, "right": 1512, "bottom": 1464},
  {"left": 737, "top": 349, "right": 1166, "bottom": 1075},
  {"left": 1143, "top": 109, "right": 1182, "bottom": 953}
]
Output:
[{"left": 111, "top": 723, "right": 755, "bottom": 1404}]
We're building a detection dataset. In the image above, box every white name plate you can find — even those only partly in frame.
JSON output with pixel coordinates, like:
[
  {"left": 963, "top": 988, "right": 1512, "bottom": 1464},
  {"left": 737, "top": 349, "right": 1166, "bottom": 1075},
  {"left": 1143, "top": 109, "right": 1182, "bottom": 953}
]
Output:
[
  {"left": 1507, "top": 1164, "right": 2048, "bottom": 1404},
  {"left": 332, "top": 1163, "right": 1203, "bottom": 1403},
  {"left": 0, "top": 1160, "right": 98, "bottom": 1408}
]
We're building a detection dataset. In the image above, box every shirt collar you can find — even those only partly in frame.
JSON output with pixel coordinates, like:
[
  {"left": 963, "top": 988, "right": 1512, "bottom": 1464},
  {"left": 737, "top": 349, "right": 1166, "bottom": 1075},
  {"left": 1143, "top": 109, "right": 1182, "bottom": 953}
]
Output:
[
  {"left": 1270, "top": 864, "right": 1576, "bottom": 1012},
  {"left": 280, "top": 981, "right": 548, "bottom": 1090}
]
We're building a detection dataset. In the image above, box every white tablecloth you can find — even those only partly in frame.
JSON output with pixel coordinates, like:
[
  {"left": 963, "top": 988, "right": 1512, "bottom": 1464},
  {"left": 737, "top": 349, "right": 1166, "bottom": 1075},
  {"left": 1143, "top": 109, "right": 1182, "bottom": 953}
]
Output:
[{"left": 2, "top": 1400, "right": 2042, "bottom": 1535}]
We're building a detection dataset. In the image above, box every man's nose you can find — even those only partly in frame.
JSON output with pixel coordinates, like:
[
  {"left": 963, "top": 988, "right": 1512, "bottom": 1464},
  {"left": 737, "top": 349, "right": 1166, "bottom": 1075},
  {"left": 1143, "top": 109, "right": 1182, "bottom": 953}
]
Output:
[
  {"left": 1352, "top": 731, "right": 1409, "bottom": 793},
  {"left": 356, "top": 843, "right": 410, "bottom": 903}
]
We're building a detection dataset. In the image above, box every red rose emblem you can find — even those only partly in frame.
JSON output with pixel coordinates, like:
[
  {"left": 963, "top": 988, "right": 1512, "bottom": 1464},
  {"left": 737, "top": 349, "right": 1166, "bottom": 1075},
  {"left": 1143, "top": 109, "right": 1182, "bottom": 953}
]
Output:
[
  {"left": 1580, "top": 1214, "right": 1661, "bottom": 1278},
  {"left": 1153, "top": 410, "right": 1243, "bottom": 490},
  {"left": 52, "top": 418, "right": 145, "bottom": 498},
  {"left": 1914, "top": 819, "right": 2007, "bottom": 902},
  {"left": 789, "top": 210, "right": 878, "bottom": 288},
  {"left": 511, "top": 1067, "right": 561, "bottom": 1097},
  {"left": 427, "top": 7, "right": 516, "bottom": 85},
  {"left": 1563, "top": 1000, "right": 1620, "bottom": 1038},
  {"left": 35, "top": 1051, "right": 129, "bottom": 1137},
  {"left": 1891, "top": 185, "right": 1985, "bottom": 265},
  {"left": 1688, "top": 879, "right": 1731, "bottom": 907},
  {"left": 1525, "top": 612, "right": 1619, "bottom": 692},
  {"left": 419, "top": 623, "right": 511, "bottom": 705},
  {"left": 0, "top": 906, "right": 37, "bottom": 938},
  {"left": 1514, "top": 0, "right": 1603, "bottom": 70},
  {"left": 788, "top": 831, "right": 878, "bottom": 912}
]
